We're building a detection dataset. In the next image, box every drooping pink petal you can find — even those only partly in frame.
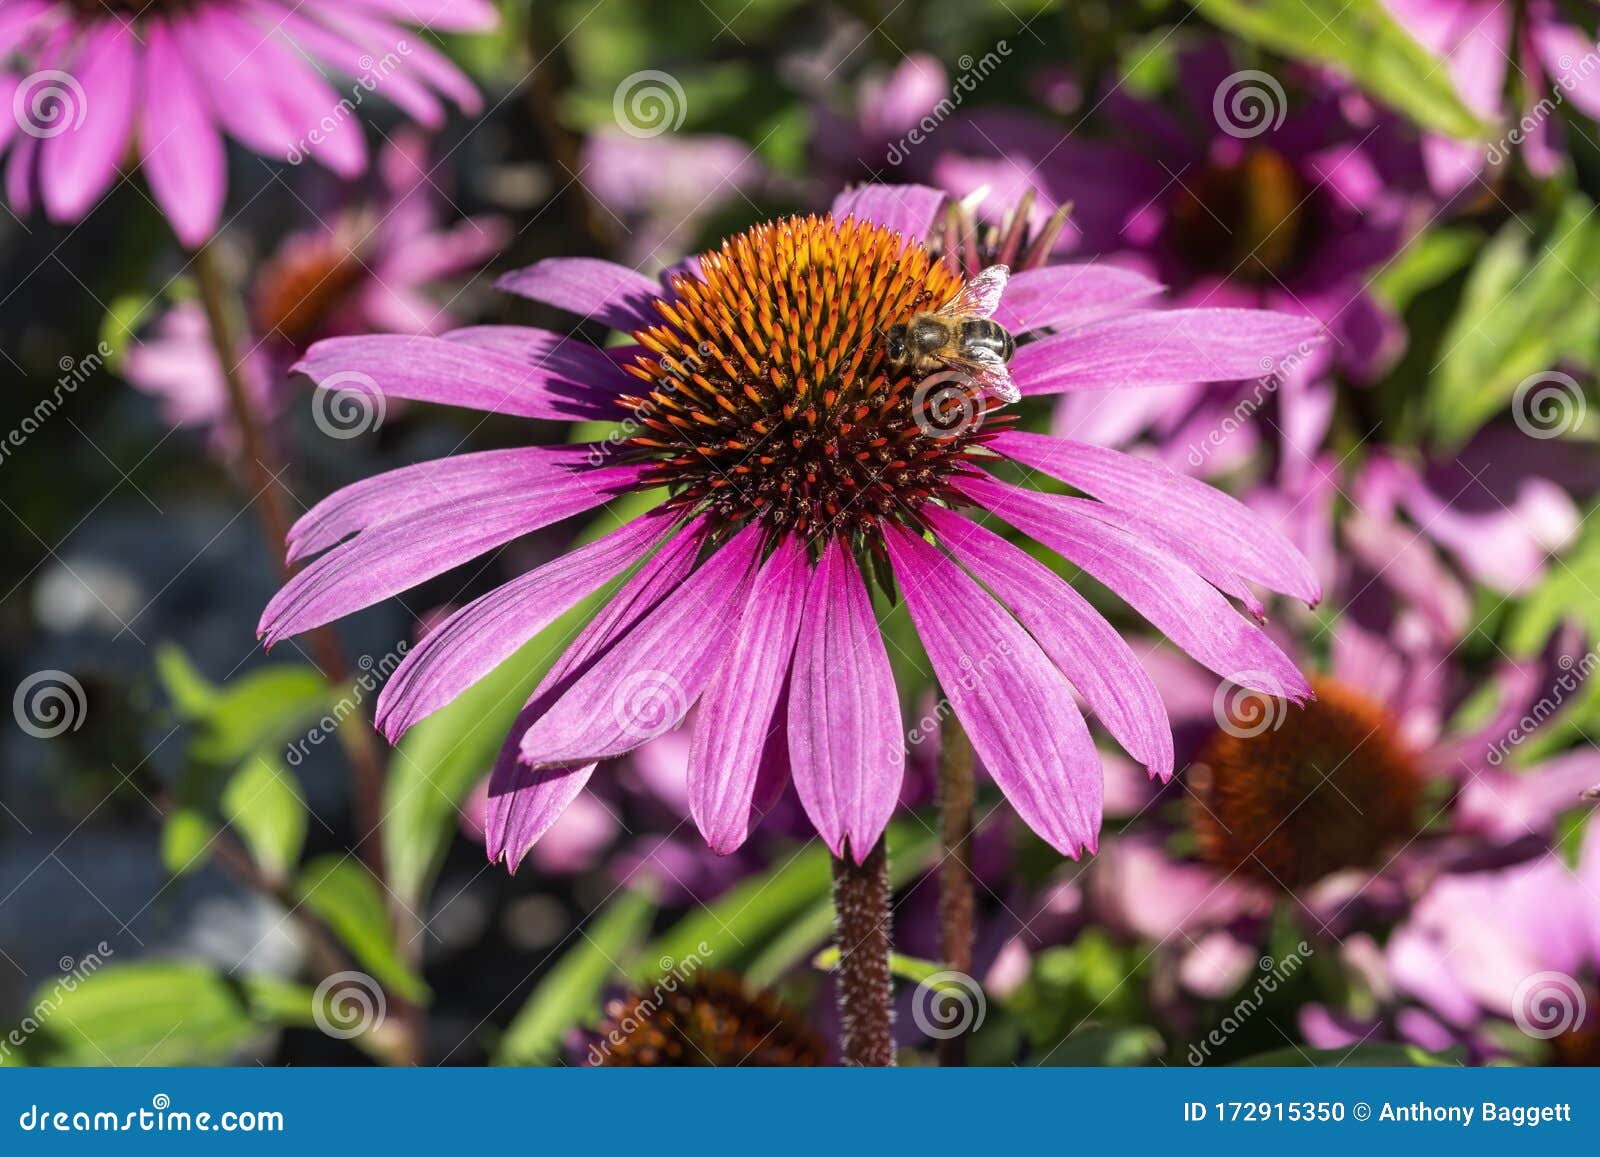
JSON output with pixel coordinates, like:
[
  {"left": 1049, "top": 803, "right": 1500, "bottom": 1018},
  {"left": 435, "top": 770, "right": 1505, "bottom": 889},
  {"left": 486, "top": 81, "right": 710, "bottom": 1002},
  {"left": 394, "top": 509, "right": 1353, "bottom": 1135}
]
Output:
[
  {"left": 287, "top": 444, "right": 597, "bottom": 562},
  {"left": 991, "top": 264, "right": 1163, "bottom": 335},
  {"left": 924, "top": 506, "right": 1173, "bottom": 781},
  {"left": 884, "top": 525, "right": 1101, "bottom": 856},
  {"left": 291, "top": 334, "right": 623, "bottom": 421},
  {"left": 375, "top": 508, "right": 681, "bottom": 742},
  {"left": 1012, "top": 308, "right": 1323, "bottom": 394},
  {"left": 41, "top": 21, "right": 137, "bottom": 223},
  {"left": 486, "top": 521, "right": 706, "bottom": 871},
  {"left": 139, "top": 19, "right": 225, "bottom": 247},
  {"left": 688, "top": 536, "right": 808, "bottom": 854},
  {"left": 787, "top": 537, "right": 903, "bottom": 864},
  {"left": 312, "top": 4, "right": 482, "bottom": 115},
  {"left": 962, "top": 475, "right": 1310, "bottom": 702},
  {"left": 993, "top": 430, "right": 1321, "bottom": 604},
  {"left": 496, "top": 258, "right": 664, "bottom": 333},
  {"left": 259, "top": 463, "right": 645, "bottom": 644},
  {"left": 829, "top": 183, "right": 946, "bottom": 247},
  {"left": 258, "top": 1, "right": 444, "bottom": 128},
  {"left": 338, "top": 0, "right": 499, "bottom": 32},
  {"left": 517, "top": 525, "right": 764, "bottom": 768}
]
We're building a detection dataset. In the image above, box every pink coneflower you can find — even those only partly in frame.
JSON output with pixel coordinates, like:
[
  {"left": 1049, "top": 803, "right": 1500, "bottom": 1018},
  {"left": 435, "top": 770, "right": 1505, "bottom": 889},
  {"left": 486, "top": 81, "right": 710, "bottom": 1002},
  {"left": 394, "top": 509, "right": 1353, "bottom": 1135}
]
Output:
[
  {"left": 122, "top": 132, "right": 507, "bottom": 444},
  {"left": 0, "top": 0, "right": 495, "bottom": 244},
  {"left": 937, "top": 44, "right": 1426, "bottom": 475},
  {"left": 1385, "top": 0, "right": 1600, "bottom": 194},
  {"left": 261, "top": 184, "right": 1323, "bottom": 871}
]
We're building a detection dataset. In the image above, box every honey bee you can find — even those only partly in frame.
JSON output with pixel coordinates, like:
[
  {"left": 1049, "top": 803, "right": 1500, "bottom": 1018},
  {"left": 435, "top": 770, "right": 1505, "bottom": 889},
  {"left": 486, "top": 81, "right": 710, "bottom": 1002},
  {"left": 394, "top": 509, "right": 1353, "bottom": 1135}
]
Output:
[{"left": 884, "top": 265, "right": 1018, "bottom": 403}]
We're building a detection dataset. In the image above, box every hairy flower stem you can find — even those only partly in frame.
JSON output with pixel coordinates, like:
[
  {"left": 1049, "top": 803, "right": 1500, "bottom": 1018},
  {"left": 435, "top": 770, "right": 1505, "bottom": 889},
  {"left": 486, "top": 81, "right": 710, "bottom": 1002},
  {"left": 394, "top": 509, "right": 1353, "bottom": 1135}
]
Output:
[
  {"left": 192, "top": 241, "right": 423, "bottom": 1063},
  {"left": 937, "top": 711, "right": 975, "bottom": 1066},
  {"left": 831, "top": 838, "right": 895, "bottom": 1066},
  {"left": 191, "top": 241, "right": 389, "bottom": 878}
]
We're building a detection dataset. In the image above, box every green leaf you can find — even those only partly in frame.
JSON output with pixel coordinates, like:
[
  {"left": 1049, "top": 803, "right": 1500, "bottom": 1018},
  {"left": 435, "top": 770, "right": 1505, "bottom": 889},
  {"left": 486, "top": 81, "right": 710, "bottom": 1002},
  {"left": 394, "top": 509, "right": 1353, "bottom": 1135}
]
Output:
[
  {"left": 648, "top": 817, "right": 940, "bottom": 987},
  {"left": 222, "top": 755, "right": 306, "bottom": 880},
  {"left": 1506, "top": 512, "right": 1600, "bottom": 655},
  {"left": 494, "top": 889, "right": 655, "bottom": 1066},
  {"left": 1370, "top": 225, "right": 1483, "bottom": 314},
  {"left": 155, "top": 645, "right": 333, "bottom": 766},
  {"left": 1234, "top": 1043, "right": 1464, "bottom": 1066},
  {"left": 1430, "top": 197, "right": 1600, "bottom": 444},
  {"left": 24, "top": 963, "right": 316, "bottom": 1066},
  {"left": 811, "top": 947, "right": 949, "bottom": 987},
  {"left": 1187, "top": 0, "right": 1490, "bottom": 139},
  {"left": 295, "top": 855, "right": 427, "bottom": 1002},
  {"left": 160, "top": 808, "right": 216, "bottom": 877},
  {"left": 1033, "top": 1024, "right": 1167, "bottom": 1066},
  {"left": 382, "top": 489, "right": 664, "bottom": 908}
]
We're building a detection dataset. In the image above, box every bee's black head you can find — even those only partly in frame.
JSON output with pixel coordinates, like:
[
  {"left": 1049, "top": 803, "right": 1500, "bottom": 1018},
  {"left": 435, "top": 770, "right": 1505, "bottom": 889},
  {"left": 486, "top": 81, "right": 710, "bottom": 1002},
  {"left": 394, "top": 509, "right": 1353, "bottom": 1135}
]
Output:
[{"left": 882, "top": 325, "right": 908, "bottom": 363}]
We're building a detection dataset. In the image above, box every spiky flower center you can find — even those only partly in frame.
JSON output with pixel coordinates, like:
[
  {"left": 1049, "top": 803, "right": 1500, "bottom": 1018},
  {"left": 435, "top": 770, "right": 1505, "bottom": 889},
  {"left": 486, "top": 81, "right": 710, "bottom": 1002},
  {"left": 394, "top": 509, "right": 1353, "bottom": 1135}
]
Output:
[
  {"left": 619, "top": 214, "right": 1011, "bottom": 543},
  {"left": 251, "top": 233, "right": 368, "bottom": 349},
  {"left": 1168, "top": 148, "right": 1308, "bottom": 284},
  {"left": 1189, "top": 676, "right": 1422, "bottom": 890},
  {"left": 588, "top": 972, "right": 826, "bottom": 1066}
]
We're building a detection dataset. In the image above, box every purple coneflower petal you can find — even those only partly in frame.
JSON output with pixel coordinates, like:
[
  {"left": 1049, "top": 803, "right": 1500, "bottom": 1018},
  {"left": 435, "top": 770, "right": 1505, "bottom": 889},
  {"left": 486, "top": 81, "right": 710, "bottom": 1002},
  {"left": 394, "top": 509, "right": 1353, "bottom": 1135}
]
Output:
[
  {"left": 261, "top": 2, "right": 445, "bottom": 129},
  {"left": 177, "top": 10, "right": 310, "bottom": 162},
  {"left": 287, "top": 444, "right": 597, "bottom": 562},
  {"left": 829, "top": 183, "right": 946, "bottom": 249},
  {"left": 787, "top": 538, "right": 903, "bottom": 864},
  {"left": 375, "top": 509, "right": 681, "bottom": 742},
  {"left": 342, "top": 0, "right": 499, "bottom": 31},
  {"left": 885, "top": 525, "right": 1101, "bottom": 857},
  {"left": 963, "top": 476, "right": 1310, "bottom": 702},
  {"left": 993, "top": 430, "right": 1321, "bottom": 605},
  {"left": 292, "top": 334, "right": 622, "bottom": 421},
  {"left": 139, "top": 20, "right": 225, "bottom": 248},
  {"left": 516, "top": 525, "right": 763, "bottom": 769},
  {"left": 689, "top": 536, "right": 808, "bottom": 855},
  {"left": 496, "top": 258, "right": 663, "bottom": 333},
  {"left": 1012, "top": 308, "right": 1323, "bottom": 394},
  {"left": 41, "top": 22, "right": 136, "bottom": 223},
  {"left": 992, "top": 264, "right": 1164, "bottom": 335},
  {"left": 259, "top": 464, "right": 645, "bottom": 644},
  {"left": 924, "top": 507, "right": 1174, "bottom": 782},
  {"left": 487, "top": 522, "right": 706, "bottom": 871}
]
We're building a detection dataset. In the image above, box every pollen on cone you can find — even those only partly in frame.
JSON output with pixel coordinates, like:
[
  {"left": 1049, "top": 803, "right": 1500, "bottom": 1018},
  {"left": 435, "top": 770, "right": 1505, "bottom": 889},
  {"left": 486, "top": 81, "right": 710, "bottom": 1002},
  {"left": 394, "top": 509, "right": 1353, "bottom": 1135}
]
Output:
[{"left": 620, "top": 214, "right": 1012, "bottom": 541}]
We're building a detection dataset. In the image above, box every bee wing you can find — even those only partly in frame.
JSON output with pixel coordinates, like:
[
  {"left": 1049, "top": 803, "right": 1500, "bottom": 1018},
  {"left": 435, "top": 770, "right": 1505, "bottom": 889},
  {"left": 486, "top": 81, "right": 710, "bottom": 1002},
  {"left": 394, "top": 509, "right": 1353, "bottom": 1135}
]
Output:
[
  {"left": 936, "top": 264, "right": 1009, "bottom": 319},
  {"left": 946, "top": 347, "right": 1020, "bottom": 404}
]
